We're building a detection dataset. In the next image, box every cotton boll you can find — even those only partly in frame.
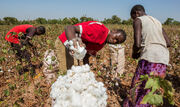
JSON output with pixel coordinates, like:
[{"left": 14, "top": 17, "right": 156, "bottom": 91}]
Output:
[{"left": 50, "top": 65, "right": 108, "bottom": 107}]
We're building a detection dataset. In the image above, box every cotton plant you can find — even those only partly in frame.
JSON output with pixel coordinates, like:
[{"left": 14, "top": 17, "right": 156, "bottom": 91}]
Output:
[
  {"left": 0, "top": 67, "right": 3, "bottom": 73},
  {"left": 50, "top": 64, "right": 108, "bottom": 107}
]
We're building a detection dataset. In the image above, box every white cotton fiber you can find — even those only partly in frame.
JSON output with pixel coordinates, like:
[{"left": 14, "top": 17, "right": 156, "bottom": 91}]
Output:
[
  {"left": 50, "top": 64, "right": 108, "bottom": 107},
  {"left": 43, "top": 49, "right": 59, "bottom": 67},
  {"left": 43, "top": 49, "right": 59, "bottom": 84},
  {"left": 68, "top": 40, "right": 87, "bottom": 60}
]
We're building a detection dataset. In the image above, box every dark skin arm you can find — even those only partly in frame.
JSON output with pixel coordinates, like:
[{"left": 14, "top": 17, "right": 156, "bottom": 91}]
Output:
[
  {"left": 65, "top": 25, "right": 80, "bottom": 40},
  {"left": 22, "top": 27, "right": 36, "bottom": 45},
  {"left": 132, "top": 18, "right": 142, "bottom": 59},
  {"left": 162, "top": 28, "right": 171, "bottom": 47},
  {"left": 22, "top": 27, "right": 38, "bottom": 56},
  {"left": 65, "top": 25, "right": 85, "bottom": 49}
]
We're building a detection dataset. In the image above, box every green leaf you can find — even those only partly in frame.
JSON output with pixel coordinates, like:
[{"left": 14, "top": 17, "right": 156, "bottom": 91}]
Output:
[
  {"left": 144, "top": 78, "right": 154, "bottom": 89},
  {"left": 0, "top": 57, "right": 6, "bottom": 62},
  {"left": 18, "top": 32, "right": 23, "bottom": 36},
  {"left": 7, "top": 35, "right": 11, "bottom": 38},
  {"left": 4, "top": 89, "right": 10, "bottom": 96},
  {"left": 150, "top": 72, "right": 154, "bottom": 76},
  {"left": 149, "top": 94, "right": 163, "bottom": 106},
  {"left": 140, "top": 74, "right": 148, "bottom": 81},
  {"left": 10, "top": 32, "right": 17, "bottom": 35},
  {"left": 23, "top": 72, "right": 29, "bottom": 81},
  {"left": 151, "top": 78, "right": 160, "bottom": 93},
  {"left": 141, "top": 92, "right": 152, "bottom": 104},
  {"left": 98, "top": 71, "right": 101, "bottom": 76},
  {"left": 141, "top": 93, "right": 163, "bottom": 106},
  {"left": 2, "top": 49, "right": 8, "bottom": 54},
  {"left": 51, "top": 56, "right": 56, "bottom": 61},
  {"left": 49, "top": 64, "right": 53, "bottom": 70},
  {"left": 47, "top": 40, "right": 51, "bottom": 44},
  {"left": 20, "top": 46, "right": 26, "bottom": 51},
  {"left": 128, "top": 73, "right": 134, "bottom": 77},
  {"left": 16, "top": 60, "right": 21, "bottom": 65}
]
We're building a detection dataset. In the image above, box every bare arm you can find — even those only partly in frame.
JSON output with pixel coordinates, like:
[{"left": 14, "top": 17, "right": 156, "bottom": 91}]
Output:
[
  {"left": 22, "top": 27, "right": 36, "bottom": 45},
  {"left": 65, "top": 25, "right": 80, "bottom": 40},
  {"left": 162, "top": 28, "right": 171, "bottom": 47},
  {"left": 132, "top": 18, "right": 142, "bottom": 59}
]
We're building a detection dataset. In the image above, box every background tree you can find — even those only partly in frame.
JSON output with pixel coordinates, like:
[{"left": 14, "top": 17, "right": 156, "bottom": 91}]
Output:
[
  {"left": 111, "top": 15, "right": 121, "bottom": 24},
  {"left": 102, "top": 15, "right": 121, "bottom": 24},
  {"left": 164, "top": 18, "right": 180, "bottom": 25},
  {"left": 21, "top": 20, "right": 31, "bottom": 24},
  {"left": 47, "top": 19, "right": 59, "bottom": 24},
  {"left": 70, "top": 17, "right": 79, "bottom": 24},
  {"left": 0, "top": 19, "right": 4, "bottom": 25},
  {"left": 172, "top": 20, "right": 180, "bottom": 25},
  {"left": 3, "top": 17, "right": 19, "bottom": 25},
  {"left": 35, "top": 17, "right": 47, "bottom": 24},
  {"left": 80, "top": 16, "right": 94, "bottom": 22},
  {"left": 122, "top": 18, "right": 133, "bottom": 25},
  {"left": 62, "top": 17, "right": 72, "bottom": 24},
  {"left": 164, "top": 18, "right": 174, "bottom": 25}
]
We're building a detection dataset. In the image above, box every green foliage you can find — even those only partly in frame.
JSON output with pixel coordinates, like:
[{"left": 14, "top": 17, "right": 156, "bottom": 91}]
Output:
[
  {"left": 0, "top": 19, "right": 5, "bottom": 25},
  {"left": 80, "top": 16, "right": 94, "bottom": 22},
  {"left": 23, "top": 72, "right": 29, "bottom": 81},
  {"left": 34, "top": 88, "right": 42, "bottom": 96},
  {"left": 35, "top": 17, "right": 47, "bottom": 24},
  {"left": 140, "top": 74, "right": 175, "bottom": 106},
  {"left": 0, "top": 57, "right": 6, "bottom": 63},
  {"left": 4, "top": 89, "right": 10, "bottom": 96},
  {"left": 62, "top": 17, "right": 72, "bottom": 24},
  {"left": 21, "top": 20, "right": 30, "bottom": 24},
  {"left": 51, "top": 56, "right": 56, "bottom": 61},
  {"left": 97, "top": 71, "right": 102, "bottom": 76},
  {"left": 48, "top": 64, "right": 53, "bottom": 70},
  {"left": 2, "top": 49, "right": 8, "bottom": 54},
  {"left": 102, "top": 15, "right": 121, "bottom": 24},
  {"left": 20, "top": 46, "right": 26, "bottom": 51},
  {"left": 3, "top": 17, "right": 19, "bottom": 25},
  {"left": 111, "top": 15, "right": 121, "bottom": 24},
  {"left": 47, "top": 19, "right": 61, "bottom": 24},
  {"left": 18, "top": 32, "right": 23, "bottom": 37},
  {"left": 70, "top": 17, "right": 80, "bottom": 24},
  {"left": 141, "top": 92, "right": 163, "bottom": 106},
  {"left": 122, "top": 18, "right": 133, "bottom": 25},
  {"left": 164, "top": 18, "right": 180, "bottom": 25},
  {"left": 7, "top": 32, "right": 17, "bottom": 38},
  {"left": 8, "top": 84, "right": 16, "bottom": 90},
  {"left": 0, "top": 16, "right": 179, "bottom": 25}
]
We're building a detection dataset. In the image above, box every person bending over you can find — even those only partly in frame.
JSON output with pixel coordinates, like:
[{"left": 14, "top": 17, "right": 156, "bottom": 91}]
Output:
[{"left": 55, "top": 21, "right": 126, "bottom": 72}]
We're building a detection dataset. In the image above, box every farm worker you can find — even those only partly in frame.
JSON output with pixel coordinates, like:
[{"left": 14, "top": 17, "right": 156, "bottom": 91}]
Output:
[
  {"left": 5, "top": 24, "right": 46, "bottom": 73},
  {"left": 123, "top": 5, "right": 171, "bottom": 107},
  {"left": 55, "top": 21, "right": 126, "bottom": 72}
]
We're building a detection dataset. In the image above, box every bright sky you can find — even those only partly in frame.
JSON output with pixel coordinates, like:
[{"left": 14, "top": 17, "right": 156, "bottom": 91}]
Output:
[{"left": 0, "top": 0, "right": 180, "bottom": 22}]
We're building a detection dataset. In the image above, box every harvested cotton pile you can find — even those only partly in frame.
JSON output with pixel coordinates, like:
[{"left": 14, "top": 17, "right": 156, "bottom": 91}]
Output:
[
  {"left": 43, "top": 49, "right": 59, "bottom": 84},
  {"left": 50, "top": 64, "right": 108, "bottom": 107}
]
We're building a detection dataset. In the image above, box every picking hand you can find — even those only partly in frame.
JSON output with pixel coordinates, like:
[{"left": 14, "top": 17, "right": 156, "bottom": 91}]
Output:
[{"left": 72, "top": 37, "right": 86, "bottom": 49}]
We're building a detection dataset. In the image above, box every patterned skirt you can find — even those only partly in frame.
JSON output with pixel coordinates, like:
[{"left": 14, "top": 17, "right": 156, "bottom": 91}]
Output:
[{"left": 123, "top": 59, "right": 167, "bottom": 107}]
